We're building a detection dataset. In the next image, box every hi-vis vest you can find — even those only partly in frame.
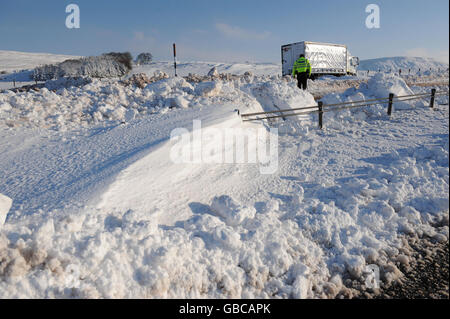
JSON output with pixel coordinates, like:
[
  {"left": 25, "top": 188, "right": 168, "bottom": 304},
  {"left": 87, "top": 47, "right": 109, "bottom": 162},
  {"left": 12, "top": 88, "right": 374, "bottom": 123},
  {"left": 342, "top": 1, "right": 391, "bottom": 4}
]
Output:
[{"left": 292, "top": 57, "right": 311, "bottom": 76}]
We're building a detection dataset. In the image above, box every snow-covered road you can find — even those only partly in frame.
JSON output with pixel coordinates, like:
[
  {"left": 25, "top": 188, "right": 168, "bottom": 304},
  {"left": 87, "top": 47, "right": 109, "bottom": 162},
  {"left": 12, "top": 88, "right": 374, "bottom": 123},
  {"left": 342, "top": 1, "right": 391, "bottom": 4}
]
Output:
[
  {"left": 0, "top": 104, "right": 238, "bottom": 220},
  {"left": 96, "top": 104, "right": 247, "bottom": 225}
]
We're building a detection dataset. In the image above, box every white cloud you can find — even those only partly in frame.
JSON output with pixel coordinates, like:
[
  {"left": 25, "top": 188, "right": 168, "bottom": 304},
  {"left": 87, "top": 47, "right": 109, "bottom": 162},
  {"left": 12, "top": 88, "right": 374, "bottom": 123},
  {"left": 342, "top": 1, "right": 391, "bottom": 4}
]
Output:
[
  {"left": 129, "top": 31, "right": 156, "bottom": 53},
  {"left": 215, "top": 23, "right": 271, "bottom": 40},
  {"left": 405, "top": 47, "right": 449, "bottom": 63},
  {"left": 132, "top": 31, "right": 155, "bottom": 43}
]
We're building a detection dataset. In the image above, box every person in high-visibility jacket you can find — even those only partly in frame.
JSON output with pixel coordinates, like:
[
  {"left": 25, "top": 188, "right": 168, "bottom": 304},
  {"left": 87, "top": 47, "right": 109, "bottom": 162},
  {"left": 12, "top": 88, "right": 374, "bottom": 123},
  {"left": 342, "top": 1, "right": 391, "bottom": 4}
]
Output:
[{"left": 292, "top": 54, "right": 311, "bottom": 90}]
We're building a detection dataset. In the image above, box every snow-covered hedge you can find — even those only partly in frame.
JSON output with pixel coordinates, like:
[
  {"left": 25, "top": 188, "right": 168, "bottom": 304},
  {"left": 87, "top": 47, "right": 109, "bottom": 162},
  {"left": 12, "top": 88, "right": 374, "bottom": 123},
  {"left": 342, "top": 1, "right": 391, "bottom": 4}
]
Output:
[
  {"left": 33, "top": 52, "right": 133, "bottom": 80},
  {"left": 135, "top": 53, "right": 153, "bottom": 66}
]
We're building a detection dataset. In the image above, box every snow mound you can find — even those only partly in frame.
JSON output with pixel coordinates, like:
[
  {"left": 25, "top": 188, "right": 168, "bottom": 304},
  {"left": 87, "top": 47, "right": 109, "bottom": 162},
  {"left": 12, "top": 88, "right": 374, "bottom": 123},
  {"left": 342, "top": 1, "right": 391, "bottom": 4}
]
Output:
[
  {"left": 211, "top": 195, "right": 256, "bottom": 227},
  {"left": 0, "top": 77, "right": 196, "bottom": 130},
  {"left": 0, "top": 195, "right": 329, "bottom": 298},
  {"left": 366, "top": 73, "right": 422, "bottom": 109},
  {"left": 121, "top": 71, "right": 169, "bottom": 89},
  {"left": 249, "top": 80, "right": 316, "bottom": 114},
  {"left": 145, "top": 77, "right": 194, "bottom": 96},
  {"left": 368, "top": 72, "right": 414, "bottom": 98},
  {"left": 320, "top": 73, "right": 427, "bottom": 128},
  {"left": 195, "top": 81, "right": 222, "bottom": 97},
  {"left": 0, "top": 73, "right": 314, "bottom": 130},
  {"left": 43, "top": 77, "right": 93, "bottom": 91}
]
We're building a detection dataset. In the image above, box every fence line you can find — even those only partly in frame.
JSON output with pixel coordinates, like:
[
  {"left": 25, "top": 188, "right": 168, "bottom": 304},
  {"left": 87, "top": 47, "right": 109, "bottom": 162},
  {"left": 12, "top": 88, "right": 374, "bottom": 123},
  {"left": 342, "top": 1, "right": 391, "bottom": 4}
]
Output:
[
  {"left": 240, "top": 89, "right": 449, "bottom": 128},
  {"left": 240, "top": 105, "right": 320, "bottom": 117},
  {"left": 240, "top": 92, "right": 441, "bottom": 119},
  {"left": 242, "top": 109, "right": 318, "bottom": 122}
]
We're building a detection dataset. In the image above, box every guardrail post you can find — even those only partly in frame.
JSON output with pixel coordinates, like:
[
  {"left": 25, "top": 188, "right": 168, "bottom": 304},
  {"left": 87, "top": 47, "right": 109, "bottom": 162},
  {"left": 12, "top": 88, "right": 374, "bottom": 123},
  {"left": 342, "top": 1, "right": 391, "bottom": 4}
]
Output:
[
  {"left": 387, "top": 93, "right": 394, "bottom": 116},
  {"left": 430, "top": 88, "right": 436, "bottom": 108},
  {"left": 318, "top": 101, "right": 323, "bottom": 129}
]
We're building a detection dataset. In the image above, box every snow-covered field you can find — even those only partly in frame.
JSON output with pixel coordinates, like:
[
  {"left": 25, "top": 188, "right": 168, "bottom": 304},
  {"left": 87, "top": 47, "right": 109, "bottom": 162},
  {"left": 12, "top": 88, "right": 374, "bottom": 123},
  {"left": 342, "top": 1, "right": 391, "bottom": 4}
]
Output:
[
  {"left": 0, "top": 50, "right": 80, "bottom": 90},
  {"left": 0, "top": 50, "right": 79, "bottom": 73},
  {"left": 133, "top": 61, "right": 280, "bottom": 77},
  {"left": 0, "top": 51, "right": 448, "bottom": 298},
  {"left": 359, "top": 56, "right": 449, "bottom": 73}
]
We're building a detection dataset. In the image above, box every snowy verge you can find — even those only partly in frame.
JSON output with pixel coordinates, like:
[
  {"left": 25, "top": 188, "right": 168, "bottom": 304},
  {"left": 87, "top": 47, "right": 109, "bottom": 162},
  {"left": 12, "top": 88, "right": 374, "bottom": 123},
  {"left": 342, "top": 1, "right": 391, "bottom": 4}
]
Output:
[{"left": 317, "top": 73, "right": 448, "bottom": 131}]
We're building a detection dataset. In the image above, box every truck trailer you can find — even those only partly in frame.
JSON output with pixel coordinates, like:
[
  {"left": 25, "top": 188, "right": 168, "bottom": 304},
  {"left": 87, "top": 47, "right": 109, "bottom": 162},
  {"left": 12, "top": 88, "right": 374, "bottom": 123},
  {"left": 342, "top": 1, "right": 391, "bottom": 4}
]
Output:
[{"left": 281, "top": 41, "right": 359, "bottom": 78}]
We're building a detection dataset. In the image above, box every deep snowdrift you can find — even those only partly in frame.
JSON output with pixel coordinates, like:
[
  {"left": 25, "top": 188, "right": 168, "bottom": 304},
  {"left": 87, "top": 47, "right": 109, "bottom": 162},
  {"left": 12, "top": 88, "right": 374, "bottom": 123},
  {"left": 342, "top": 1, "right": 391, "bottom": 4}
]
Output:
[{"left": 320, "top": 72, "right": 428, "bottom": 119}]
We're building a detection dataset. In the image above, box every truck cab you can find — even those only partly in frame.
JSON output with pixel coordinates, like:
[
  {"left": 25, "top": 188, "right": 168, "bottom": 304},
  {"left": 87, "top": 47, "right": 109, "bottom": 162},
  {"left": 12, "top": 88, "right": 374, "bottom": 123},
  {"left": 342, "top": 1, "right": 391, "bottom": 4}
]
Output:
[{"left": 347, "top": 53, "right": 359, "bottom": 76}]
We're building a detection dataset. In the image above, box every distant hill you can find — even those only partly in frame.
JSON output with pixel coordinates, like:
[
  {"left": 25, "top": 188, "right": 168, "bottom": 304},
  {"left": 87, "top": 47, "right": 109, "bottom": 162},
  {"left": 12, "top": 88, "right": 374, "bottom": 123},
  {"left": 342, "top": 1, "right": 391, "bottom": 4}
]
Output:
[
  {"left": 0, "top": 50, "right": 280, "bottom": 77},
  {"left": 359, "top": 56, "right": 449, "bottom": 72}
]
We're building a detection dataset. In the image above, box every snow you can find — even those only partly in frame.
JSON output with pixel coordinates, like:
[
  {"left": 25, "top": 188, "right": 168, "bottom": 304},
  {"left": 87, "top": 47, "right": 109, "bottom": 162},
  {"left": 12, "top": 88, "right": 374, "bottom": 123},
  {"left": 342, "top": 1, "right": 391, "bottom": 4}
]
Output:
[
  {"left": 0, "top": 194, "right": 12, "bottom": 228},
  {"left": 0, "top": 74, "right": 314, "bottom": 131},
  {"left": 0, "top": 50, "right": 80, "bottom": 73},
  {"left": 210, "top": 195, "right": 256, "bottom": 227},
  {"left": 0, "top": 52, "right": 448, "bottom": 298},
  {"left": 33, "top": 53, "right": 133, "bottom": 80},
  {"left": 359, "top": 56, "right": 449, "bottom": 73},
  {"left": 0, "top": 50, "right": 81, "bottom": 91},
  {"left": 132, "top": 61, "right": 280, "bottom": 77},
  {"left": 320, "top": 73, "right": 428, "bottom": 114},
  {"left": 195, "top": 81, "right": 223, "bottom": 97},
  {"left": 132, "top": 57, "right": 448, "bottom": 79},
  {"left": 368, "top": 72, "right": 414, "bottom": 98},
  {"left": 207, "top": 67, "right": 219, "bottom": 77}
]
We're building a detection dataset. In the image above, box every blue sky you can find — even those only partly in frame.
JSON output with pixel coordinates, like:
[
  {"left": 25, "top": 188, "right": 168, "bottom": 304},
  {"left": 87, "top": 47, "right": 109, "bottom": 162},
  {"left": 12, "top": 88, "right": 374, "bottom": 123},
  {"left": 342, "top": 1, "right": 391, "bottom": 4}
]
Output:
[{"left": 0, "top": 0, "right": 448, "bottom": 62}]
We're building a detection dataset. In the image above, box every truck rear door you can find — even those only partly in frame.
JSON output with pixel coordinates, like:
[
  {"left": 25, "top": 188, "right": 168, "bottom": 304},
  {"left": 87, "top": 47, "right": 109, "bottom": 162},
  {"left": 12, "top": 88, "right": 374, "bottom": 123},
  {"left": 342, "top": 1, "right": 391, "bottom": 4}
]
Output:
[
  {"left": 282, "top": 42, "right": 305, "bottom": 76},
  {"left": 281, "top": 44, "right": 294, "bottom": 76}
]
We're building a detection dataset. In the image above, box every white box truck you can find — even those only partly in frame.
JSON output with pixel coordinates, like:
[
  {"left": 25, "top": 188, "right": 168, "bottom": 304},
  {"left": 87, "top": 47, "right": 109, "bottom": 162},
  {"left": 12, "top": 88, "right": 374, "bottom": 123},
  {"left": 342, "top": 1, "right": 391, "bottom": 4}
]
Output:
[{"left": 281, "top": 41, "right": 359, "bottom": 78}]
